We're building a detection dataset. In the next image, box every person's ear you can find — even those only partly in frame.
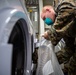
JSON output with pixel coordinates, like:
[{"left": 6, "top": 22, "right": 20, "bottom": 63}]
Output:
[{"left": 41, "top": 12, "right": 45, "bottom": 20}]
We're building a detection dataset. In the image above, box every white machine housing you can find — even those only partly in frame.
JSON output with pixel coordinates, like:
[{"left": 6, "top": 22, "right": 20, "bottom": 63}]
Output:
[{"left": 0, "top": 0, "right": 34, "bottom": 75}]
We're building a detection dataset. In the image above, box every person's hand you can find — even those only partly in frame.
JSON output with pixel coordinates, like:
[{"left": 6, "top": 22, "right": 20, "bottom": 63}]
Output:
[{"left": 42, "top": 31, "right": 49, "bottom": 39}]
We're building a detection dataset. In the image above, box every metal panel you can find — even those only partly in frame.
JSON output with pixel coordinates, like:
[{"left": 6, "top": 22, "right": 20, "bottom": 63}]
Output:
[{"left": 0, "top": 44, "right": 12, "bottom": 75}]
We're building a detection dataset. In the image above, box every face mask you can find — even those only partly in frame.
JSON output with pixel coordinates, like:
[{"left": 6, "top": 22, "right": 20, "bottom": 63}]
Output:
[{"left": 44, "top": 18, "right": 54, "bottom": 25}]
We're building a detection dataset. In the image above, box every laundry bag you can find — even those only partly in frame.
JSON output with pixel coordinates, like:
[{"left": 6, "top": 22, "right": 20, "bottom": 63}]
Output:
[{"left": 36, "top": 37, "right": 64, "bottom": 75}]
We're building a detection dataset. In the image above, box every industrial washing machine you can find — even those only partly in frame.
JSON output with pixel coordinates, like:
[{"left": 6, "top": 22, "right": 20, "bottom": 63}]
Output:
[{"left": 0, "top": 0, "right": 34, "bottom": 75}]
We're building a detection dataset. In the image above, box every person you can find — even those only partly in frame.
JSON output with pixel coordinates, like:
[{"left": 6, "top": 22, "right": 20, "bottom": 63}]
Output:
[
  {"left": 41, "top": 0, "right": 76, "bottom": 75},
  {"left": 41, "top": 5, "right": 56, "bottom": 26}
]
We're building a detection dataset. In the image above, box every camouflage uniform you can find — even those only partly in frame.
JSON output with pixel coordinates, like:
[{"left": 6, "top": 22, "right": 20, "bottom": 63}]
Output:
[{"left": 47, "top": 0, "right": 76, "bottom": 75}]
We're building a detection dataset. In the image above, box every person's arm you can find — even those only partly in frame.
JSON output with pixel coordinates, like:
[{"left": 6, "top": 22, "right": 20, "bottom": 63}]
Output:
[
  {"left": 53, "top": 1, "right": 76, "bottom": 64},
  {"left": 56, "top": 36, "right": 75, "bottom": 64},
  {"left": 46, "top": 27, "right": 62, "bottom": 45},
  {"left": 47, "top": 1, "right": 76, "bottom": 45}
]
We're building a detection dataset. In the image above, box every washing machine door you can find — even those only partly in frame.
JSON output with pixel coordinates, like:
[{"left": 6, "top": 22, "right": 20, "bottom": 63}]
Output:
[
  {"left": 0, "top": 0, "right": 34, "bottom": 75},
  {"left": 0, "top": 18, "right": 33, "bottom": 75},
  {"left": 8, "top": 19, "right": 27, "bottom": 75}
]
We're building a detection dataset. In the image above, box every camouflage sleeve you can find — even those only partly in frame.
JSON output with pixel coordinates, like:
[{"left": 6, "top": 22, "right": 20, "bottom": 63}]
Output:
[
  {"left": 56, "top": 36, "right": 76, "bottom": 74},
  {"left": 68, "top": 50, "right": 76, "bottom": 74},
  {"left": 50, "top": 1, "right": 76, "bottom": 74},
  {"left": 54, "top": 1, "right": 76, "bottom": 36},
  {"left": 47, "top": 27, "right": 62, "bottom": 46},
  {"left": 47, "top": 1, "right": 76, "bottom": 64},
  {"left": 56, "top": 36, "right": 75, "bottom": 64},
  {"left": 47, "top": 1, "right": 76, "bottom": 45},
  {"left": 54, "top": 2, "right": 76, "bottom": 64}
]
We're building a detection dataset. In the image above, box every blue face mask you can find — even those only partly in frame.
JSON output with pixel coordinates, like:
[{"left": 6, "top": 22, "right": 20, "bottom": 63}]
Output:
[{"left": 44, "top": 18, "right": 54, "bottom": 25}]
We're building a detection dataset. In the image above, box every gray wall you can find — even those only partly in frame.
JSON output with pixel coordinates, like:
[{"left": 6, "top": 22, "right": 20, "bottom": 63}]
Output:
[{"left": 43, "top": 0, "right": 54, "bottom": 6}]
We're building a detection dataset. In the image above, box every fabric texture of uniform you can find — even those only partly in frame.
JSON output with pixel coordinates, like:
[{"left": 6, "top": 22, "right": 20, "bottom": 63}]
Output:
[{"left": 47, "top": 0, "right": 76, "bottom": 75}]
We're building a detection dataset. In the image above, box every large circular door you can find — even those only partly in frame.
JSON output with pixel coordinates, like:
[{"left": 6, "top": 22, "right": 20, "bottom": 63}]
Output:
[{"left": 8, "top": 19, "right": 28, "bottom": 75}]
